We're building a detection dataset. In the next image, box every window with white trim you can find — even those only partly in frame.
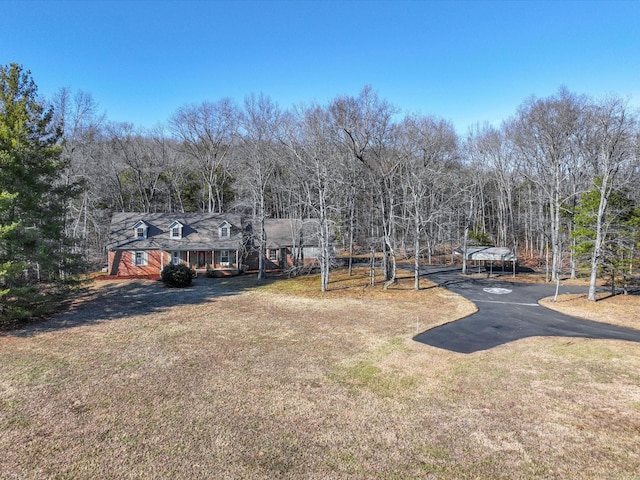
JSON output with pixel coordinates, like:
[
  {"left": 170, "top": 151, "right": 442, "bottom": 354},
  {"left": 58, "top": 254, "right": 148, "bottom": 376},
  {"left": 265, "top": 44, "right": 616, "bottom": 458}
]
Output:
[
  {"left": 169, "top": 221, "right": 183, "bottom": 239},
  {"left": 220, "top": 250, "right": 230, "bottom": 266},
  {"left": 268, "top": 249, "right": 278, "bottom": 261},
  {"left": 133, "top": 251, "right": 147, "bottom": 266},
  {"left": 218, "top": 221, "right": 231, "bottom": 238},
  {"left": 133, "top": 220, "right": 148, "bottom": 240}
]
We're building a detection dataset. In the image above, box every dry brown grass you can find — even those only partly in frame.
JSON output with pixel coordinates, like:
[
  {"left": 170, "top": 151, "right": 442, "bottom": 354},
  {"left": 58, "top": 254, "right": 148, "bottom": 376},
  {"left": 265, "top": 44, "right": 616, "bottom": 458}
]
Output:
[
  {"left": 541, "top": 292, "right": 640, "bottom": 330},
  {"left": 1, "top": 268, "right": 640, "bottom": 479}
]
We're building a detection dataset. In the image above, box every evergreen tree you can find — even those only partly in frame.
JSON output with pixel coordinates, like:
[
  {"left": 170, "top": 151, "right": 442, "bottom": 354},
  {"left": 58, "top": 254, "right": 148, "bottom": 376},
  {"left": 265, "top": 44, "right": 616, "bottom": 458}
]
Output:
[
  {"left": 0, "top": 63, "right": 82, "bottom": 324},
  {"left": 572, "top": 180, "right": 640, "bottom": 296}
]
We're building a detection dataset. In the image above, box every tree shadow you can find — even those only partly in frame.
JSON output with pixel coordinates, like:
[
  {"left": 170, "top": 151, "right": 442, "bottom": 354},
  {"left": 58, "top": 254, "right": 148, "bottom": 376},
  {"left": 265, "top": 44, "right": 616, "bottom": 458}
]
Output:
[
  {"left": 573, "top": 288, "right": 640, "bottom": 301},
  {"left": 2, "top": 274, "right": 264, "bottom": 338}
]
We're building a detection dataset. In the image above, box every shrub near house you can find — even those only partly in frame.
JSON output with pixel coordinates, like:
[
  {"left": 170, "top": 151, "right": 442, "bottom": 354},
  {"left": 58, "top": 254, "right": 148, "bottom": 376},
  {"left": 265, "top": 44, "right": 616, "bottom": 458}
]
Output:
[{"left": 161, "top": 264, "right": 195, "bottom": 288}]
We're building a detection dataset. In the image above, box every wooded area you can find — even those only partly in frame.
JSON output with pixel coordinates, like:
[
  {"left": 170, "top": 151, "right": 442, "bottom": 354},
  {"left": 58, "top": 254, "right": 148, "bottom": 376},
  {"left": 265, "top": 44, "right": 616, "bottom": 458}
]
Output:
[{"left": 2, "top": 63, "right": 639, "bottom": 323}]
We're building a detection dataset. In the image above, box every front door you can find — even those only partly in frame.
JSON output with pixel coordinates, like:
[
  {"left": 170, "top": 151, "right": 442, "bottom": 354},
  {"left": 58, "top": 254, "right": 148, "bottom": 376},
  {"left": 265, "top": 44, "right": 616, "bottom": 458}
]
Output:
[
  {"left": 220, "top": 250, "right": 230, "bottom": 267},
  {"left": 172, "top": 251, "right": 181, "bottom": 265}
]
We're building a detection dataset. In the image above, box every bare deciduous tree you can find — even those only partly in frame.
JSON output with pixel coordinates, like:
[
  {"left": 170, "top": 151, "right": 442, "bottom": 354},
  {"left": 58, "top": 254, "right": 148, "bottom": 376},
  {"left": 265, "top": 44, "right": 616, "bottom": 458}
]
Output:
[
  {"left": 330, "top": 86, "right": 399, "bottom": 286},
  {"left": 509, "top": 88, "right": 587, "bottom": 282},
  {"left": 52, "top": 87, "right": 107, "bottom": 262},
  {"left": 170, "top": 99, "right": 238, "bottom": 213},
  {"left": 282, "top": 104, "right": 340, "bottom": 291},
  {"left": 398, "top": 115, "right": 458, "bottom": 289},
  {"left": 238, "top": 93, "right": 284, "bottom": 281}
]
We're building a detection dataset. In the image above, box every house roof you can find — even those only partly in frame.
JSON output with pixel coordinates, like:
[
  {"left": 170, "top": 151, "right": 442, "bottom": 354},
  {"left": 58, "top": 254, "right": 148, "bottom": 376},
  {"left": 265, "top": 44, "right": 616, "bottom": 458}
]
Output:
[
  {"left": 453, "top": 246, "right": 517, "bottom": 261},
  {"left": 107, "top": 212, "right": 243, "bottom": 251},
  {"left": 251, "top": 218, "right": 324, "bottom": 248}
]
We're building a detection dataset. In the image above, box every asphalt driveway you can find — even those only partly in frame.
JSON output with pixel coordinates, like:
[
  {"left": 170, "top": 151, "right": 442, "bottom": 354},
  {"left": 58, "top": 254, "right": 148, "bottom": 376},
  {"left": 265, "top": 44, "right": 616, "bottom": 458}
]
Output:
[{"left": 413, "top": 267, "right": 640, "bottom": 353}]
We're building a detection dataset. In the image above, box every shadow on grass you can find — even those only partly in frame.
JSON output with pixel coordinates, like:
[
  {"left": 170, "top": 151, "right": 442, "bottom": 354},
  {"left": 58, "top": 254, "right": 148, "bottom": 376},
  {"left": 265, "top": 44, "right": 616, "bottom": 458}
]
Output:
[
  {"left": 592, "top": 288, "right": 640, "bottom": 300},
  {"left": 324, "top": 271, "right": 442, "bottom": 293},
  {"left": 3, "top": 274, "right": 269, "bottom": 338}
]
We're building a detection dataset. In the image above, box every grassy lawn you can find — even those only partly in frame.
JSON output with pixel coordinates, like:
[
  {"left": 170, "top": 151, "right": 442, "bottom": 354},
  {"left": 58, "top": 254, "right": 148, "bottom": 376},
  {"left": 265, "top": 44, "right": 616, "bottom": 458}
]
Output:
[{"left": 1, "top": 268, "right": 640, "bottom": 479}]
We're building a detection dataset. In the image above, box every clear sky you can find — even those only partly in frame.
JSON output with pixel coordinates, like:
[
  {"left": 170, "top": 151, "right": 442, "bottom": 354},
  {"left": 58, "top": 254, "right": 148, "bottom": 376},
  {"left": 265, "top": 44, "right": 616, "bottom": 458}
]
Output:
[{"left": 1, "top": 0, "right": 639, "bottom": 135}]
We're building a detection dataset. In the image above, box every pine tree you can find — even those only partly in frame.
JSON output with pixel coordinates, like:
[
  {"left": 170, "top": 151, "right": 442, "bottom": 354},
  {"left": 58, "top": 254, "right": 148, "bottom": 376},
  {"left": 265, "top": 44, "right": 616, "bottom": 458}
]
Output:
[
  {"left": 0, "top": 63, "right": 82, "bottom": 324},
  {"left": 572, "top": 180, "right": 640, "bottom": 297}
]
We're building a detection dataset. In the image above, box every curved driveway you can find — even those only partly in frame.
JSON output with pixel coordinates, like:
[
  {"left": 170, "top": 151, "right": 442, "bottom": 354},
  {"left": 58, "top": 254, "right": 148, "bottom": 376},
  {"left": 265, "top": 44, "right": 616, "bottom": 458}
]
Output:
[{"left": 413, "top": 267, "right": 640, "bottom": 353}]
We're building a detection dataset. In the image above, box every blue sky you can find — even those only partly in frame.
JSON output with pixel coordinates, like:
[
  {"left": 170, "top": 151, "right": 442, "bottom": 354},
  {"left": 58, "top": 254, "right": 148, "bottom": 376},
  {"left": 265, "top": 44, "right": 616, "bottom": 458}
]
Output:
[{"left": 1, "top": 0, "right": 639, "bottom": 135}]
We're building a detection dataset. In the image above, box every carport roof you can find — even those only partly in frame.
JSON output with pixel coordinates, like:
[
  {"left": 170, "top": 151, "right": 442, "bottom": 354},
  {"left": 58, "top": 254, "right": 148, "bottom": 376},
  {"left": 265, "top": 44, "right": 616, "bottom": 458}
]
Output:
[{"left": 454, "top": 246, "right": 517, "bottom": 261}]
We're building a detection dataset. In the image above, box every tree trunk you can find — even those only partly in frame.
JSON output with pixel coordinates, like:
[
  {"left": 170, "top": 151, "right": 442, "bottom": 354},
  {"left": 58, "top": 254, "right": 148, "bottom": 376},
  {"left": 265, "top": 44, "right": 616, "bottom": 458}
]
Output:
[
  {"left": 588, "top": 174, "right": 609, "bottom": 301},
  {"left": 414, "top": 214, "right": 420, "bottom": 290},
  {"left": 462, "top": 222, "right": 469, "bottom": 275},
  {"left": 257, "top": 198, "right": 266, "bottom": 282},
  {"left": 348, "top": 198, "right": 355, "bottom": 276},
  {"left": 369, "top": 247, "right": 375, "bottom": 286}
]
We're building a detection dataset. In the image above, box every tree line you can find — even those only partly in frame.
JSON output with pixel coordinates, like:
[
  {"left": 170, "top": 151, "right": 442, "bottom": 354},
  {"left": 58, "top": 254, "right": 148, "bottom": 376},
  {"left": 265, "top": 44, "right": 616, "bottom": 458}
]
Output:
[{"left": 2, "top": 63, "right": 639, "bottom": 324}]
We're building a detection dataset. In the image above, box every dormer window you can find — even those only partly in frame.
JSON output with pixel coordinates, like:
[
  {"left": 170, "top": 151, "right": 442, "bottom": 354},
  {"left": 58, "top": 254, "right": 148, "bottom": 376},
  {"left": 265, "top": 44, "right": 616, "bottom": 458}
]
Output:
[
  {"left": 169, "top": 221, "right": 184, "bottom": 239},
  {"left": 219, "top": 221, "right": 231, "bottom": 238},
  {"left": 133, "top": 221, "right": 148, "bottom": 240}
]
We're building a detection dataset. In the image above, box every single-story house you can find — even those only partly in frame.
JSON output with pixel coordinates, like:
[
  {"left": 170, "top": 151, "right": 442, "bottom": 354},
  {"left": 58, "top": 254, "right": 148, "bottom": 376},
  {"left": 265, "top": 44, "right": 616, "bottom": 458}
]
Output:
[{"left": 106, "top": 213, "right": 332, "bottom": 278}]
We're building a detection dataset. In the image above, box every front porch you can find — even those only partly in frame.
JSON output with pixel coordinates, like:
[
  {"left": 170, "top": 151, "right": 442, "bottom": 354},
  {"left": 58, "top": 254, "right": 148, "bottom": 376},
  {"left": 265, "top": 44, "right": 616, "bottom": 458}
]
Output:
[{"left": 165, "top": 249, "right": 243, "bottom": 276}]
